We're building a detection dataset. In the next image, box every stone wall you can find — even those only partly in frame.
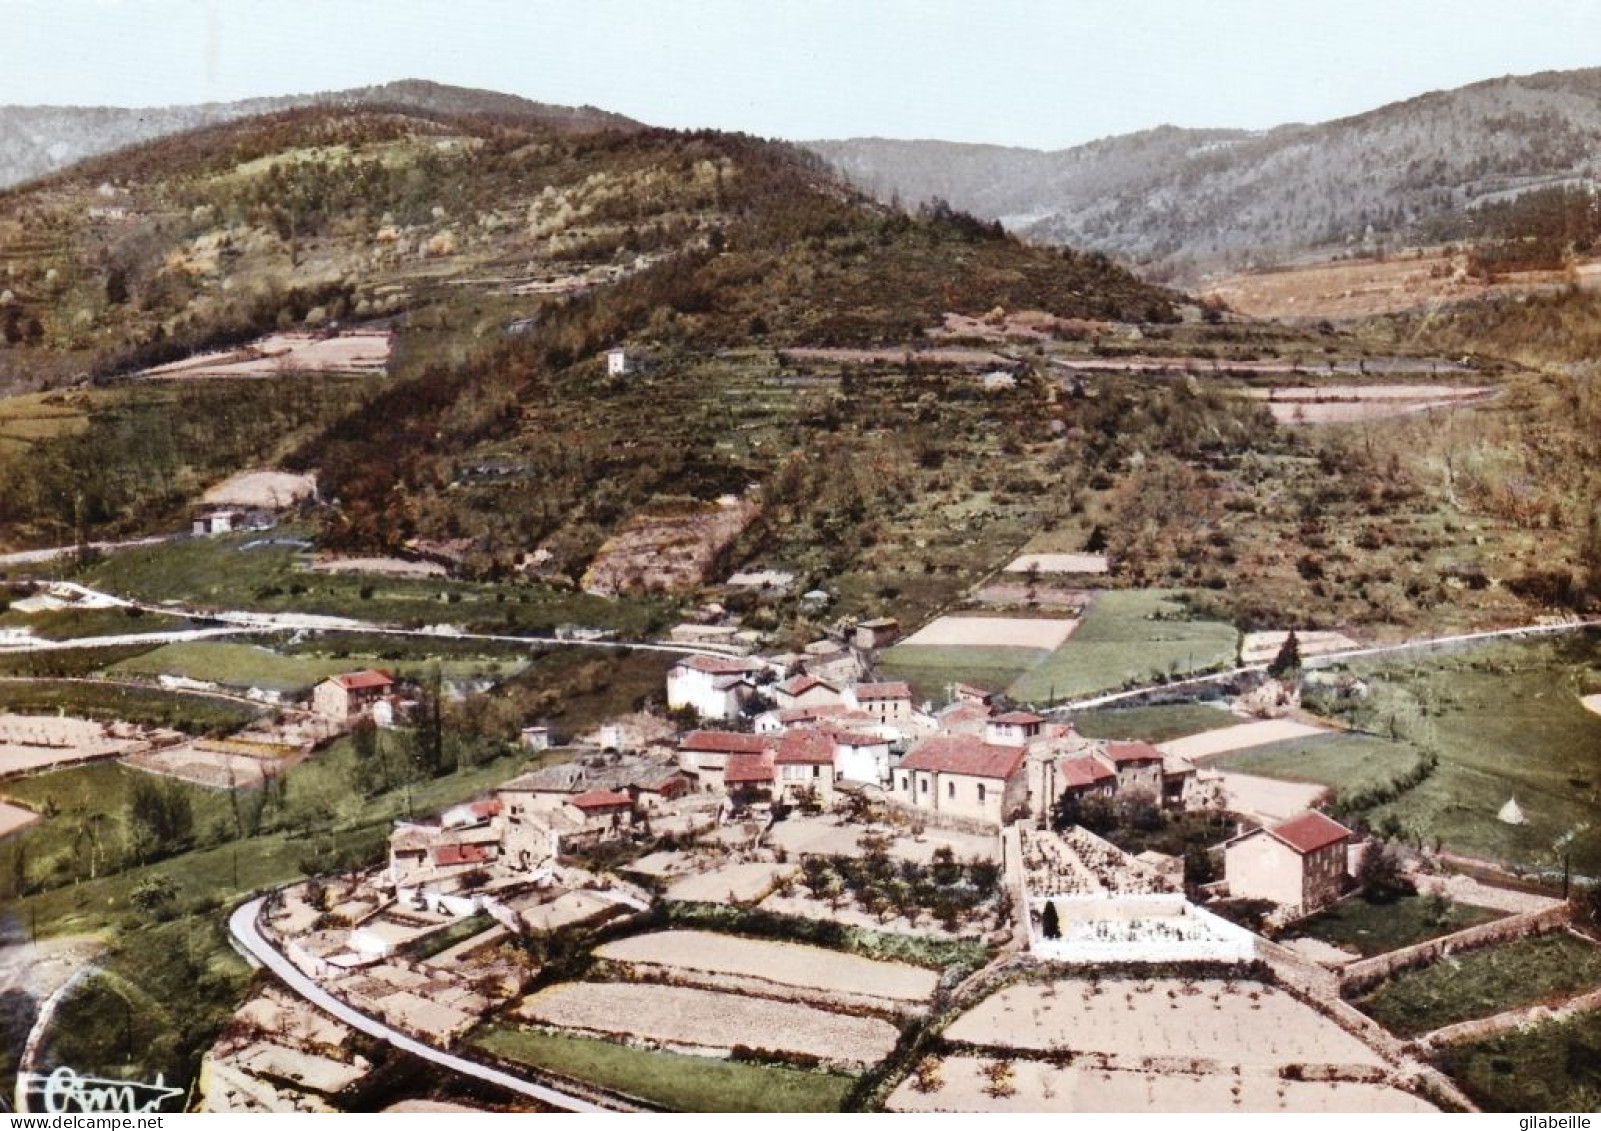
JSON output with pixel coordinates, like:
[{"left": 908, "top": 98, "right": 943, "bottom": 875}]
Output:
[
  {"left": 1338, "top": 903, "right": 1572, "bottom": 996},
  {"left": 1418, "top": 966, "right": 1601, "bottom": 1048}
]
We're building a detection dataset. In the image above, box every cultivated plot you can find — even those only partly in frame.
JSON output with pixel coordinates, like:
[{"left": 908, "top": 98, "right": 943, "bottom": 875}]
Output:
[
  {"left": 595, "top": 929, "right": 938, "bottom": 1003},
  {"left": 515, "top": 981, "right": 900, "bottom": 1065}
]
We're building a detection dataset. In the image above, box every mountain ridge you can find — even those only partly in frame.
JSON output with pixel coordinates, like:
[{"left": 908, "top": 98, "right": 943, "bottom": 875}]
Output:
[
  {"left": 0, "top": 79, "right": 640, "bottom": 190},
  {"left": 807, "top": 66, "right": 1601, "bottom": 279}
]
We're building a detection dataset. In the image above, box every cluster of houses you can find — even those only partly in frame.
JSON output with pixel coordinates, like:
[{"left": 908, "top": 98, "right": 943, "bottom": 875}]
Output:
[
  {"left": 355, "top": 616, "right": 1358, "bottom": 934},
  {"left": 663, "top": 651, "right": 1358, "bottom": 916}
]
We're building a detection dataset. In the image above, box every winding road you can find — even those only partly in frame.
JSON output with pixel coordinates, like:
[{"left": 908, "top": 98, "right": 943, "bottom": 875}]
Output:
[{"left": 226, "top": 897, "right": 610, "bottom": 1113}]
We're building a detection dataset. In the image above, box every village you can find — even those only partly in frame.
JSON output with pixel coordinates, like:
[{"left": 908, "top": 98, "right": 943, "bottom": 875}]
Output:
[{"left": 189, "top": 607, "right": 1591, "bottom": 1114}]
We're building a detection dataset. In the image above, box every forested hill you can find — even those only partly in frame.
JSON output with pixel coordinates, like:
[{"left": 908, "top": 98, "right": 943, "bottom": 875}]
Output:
[
  {"left": 809, "top": 67, "right": 1601, "bottom": 279},
  {"left": 0, "top": 103, "right": 1178, "bottom": 559},
  {"left": 0, "top": 79, "right": 640, "bottom": 190}
]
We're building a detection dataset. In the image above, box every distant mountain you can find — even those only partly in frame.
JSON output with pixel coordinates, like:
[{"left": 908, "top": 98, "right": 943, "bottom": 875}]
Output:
[
  {"left": 0, "top": 79, "right": 639, "bottom": 189},
  {"left": 809, "top": 68, "right": 1601, "bottom": 279}
]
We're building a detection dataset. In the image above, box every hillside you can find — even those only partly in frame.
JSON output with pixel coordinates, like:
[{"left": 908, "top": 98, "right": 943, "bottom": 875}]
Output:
[
  {"left": 1, "top": 98, "right": 1595, "bottom": 642},
  {"left": 809, "top": 68, "right": 1601, "bottom": 278},
  {"left": 0, "top": 79, "right": 640, "bottom": 190},
  {"left": 0, "top": 104, "right": 1177, "bottom": 581}
]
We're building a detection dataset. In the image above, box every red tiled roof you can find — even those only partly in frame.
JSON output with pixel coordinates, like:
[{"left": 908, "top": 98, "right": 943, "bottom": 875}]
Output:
[
  {"left": 826, "top": 727, "right": 883, "bottom": 747},
  {"left": 334, "top": 669, "right": 395, "bottom": 690},
  {"left": 1104, "top": 741, "right": 1164, "bottom": 765},
  {"left": 775, "top": 728, "right": 837, "bottom": 765},
  {"left": 992, "top": 710, "right": 1045, "bottom": 726},
  {"left": 432, "top": 843, "right": 490, "bottom": 866},
  {"left": 676, "top": 655, "right": 764, "bottom": 675},
  {"left": 724, "top": 751, "right": 776, "bottom": 784},
  {"left": 1057, "top": 754, "right": 1117, "bottom": 789},
  {"left": 900, "top": 735, "right": 1026, "bottom": 780},
  {"left": 853, "top": 681, "right": 912, "bottom": 700},
  {"left": 570, "top": 789, "right": 633, "bottom": 811},
  {"left": 775, "top": 705, "right": 847, "bottom": 723},
  {"left": 681, "top": 730, "right": 774, "bottom": 755},
  {"left": 469, "top": 799, "right": 503, "bottom": 818},
  {"left": 779, "top": 674, "right": 836, "bottom": 696},
  {"left": 1267, "top": 811, "right": 1352, "bottom": 855}
]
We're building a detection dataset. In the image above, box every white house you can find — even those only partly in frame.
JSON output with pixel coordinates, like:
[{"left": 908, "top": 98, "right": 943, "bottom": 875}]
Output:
[
  {"left": 830, "top": 727, "right": 893, "bottom": 787},
  {"left": 986, "top": 710, "right": 1046, "bottom": 747},
  {"left": 606, "top": 347, "right": 633, "bottom": 376},
  {"left": 666, "top": 654, "right": 765, "bottom": 720},
  {"left": 192, "top": 510, "right": 242, "bottom": 536}
]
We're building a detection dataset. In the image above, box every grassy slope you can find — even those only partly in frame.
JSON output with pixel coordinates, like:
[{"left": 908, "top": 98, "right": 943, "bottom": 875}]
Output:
[
  {"left": 81, "top": 531, "right": 675, "bottom": 637},
  {"left": 1007, "top": 590, "right": 1238, "bottom": 704},
  {"left": 1437, "top": 1008, "right": 1601, "bottom": 1112},
  {"left": 1211, "top": 733, "right": 1428, "bottom": 795},
  {"left": 473, "top": 1025, "right": 855, "bottom": 1113},
  {"left": 1328, "top": 635, "right": 1601, "bottom": 873},
  {"left": 1357, "top": 933, "right": 1601, "bottom": 1037},
  {"left": 107, "top": 639, "right": 521, "bottom": 694},
  {"left": 1285, "top": 892, "right": 1505, "bottom": 958},
  {"left": 876, "top": 645, "right": 1048, "bottom": 702},
  {"left": 1070, "top": 702, "right": 1240, "bottom": 743},
  {"left": 0, "top": 679, "right": 259, "bottom": 732}
]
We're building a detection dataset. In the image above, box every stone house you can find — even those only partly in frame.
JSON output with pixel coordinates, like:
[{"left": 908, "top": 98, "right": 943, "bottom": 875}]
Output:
[{"left": 1224, "top": 810, "right": 1353, "bottom": 912}]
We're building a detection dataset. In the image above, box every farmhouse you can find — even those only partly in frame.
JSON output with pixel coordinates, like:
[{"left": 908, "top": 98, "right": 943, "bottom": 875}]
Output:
[
  {"left": 1224, "top": 810, "right": 1353, "bottom": 913},
  {"left": 723, "top": 749, "right": 777, "bottom": 795},
  {"left": 565, "top": 789, "right": 635, "bottom": 832},
  {"left": 496, "top": 756, "right": 691, "bottom": 812},
  {"left": 774, "top": 727, "right": 839, "bottom": 805},
  {"left": 854, "top": 617, "right": 900, "bottom": 650},
  {"left": 312, "top": 670, "right": 396, "bottom": 722},
  {"left": 987, "top": 710, "right": 1046, "bottom": 746},
  {"left": 772, "top": 674, "right": 843, "bottom": 711},
  {"left": 1099, "top": 741, "right": 1166, "bottom": 796},
  {"left": 894, "top": 735, "right": 1027, "bottom": 826},
  {"left": 845, "top": 681, "right": 914, "bottom": 724},
  {"left": 666, "top": 654, "right": 765, "bottom": 720},
  {"left": 192, "top": 509, "right": 243, "bottom": 535},
  {"left": 678, "top": 730, "right": 775, "bottom": 792}
]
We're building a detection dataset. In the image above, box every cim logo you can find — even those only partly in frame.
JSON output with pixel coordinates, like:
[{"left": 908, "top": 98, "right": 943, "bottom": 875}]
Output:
[{"left": 16, "top": 1067, "right": 183, "bottom": 1113}]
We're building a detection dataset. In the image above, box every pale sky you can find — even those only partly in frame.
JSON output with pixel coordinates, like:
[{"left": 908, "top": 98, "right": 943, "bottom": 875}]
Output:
[{"left": 2, "top": 0, "right": 1599, "bottom": 149}]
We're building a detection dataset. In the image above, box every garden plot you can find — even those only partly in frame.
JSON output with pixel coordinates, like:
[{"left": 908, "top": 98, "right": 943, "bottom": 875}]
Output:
[
  {"left": 1157, "top": 720, "right": 1333, "bottom": 763},
  {"left": 1006, "top": 590, "right": 1238, "bottom": 705},
  {"left": 122, "top": 743, "right": 278, "bottom": 789},
  {"left": 766, "top": 815, "right": 997, "bottom": 863},
  {"left": 0, "top": 713, "right": 171, "bottom": 775},
  {"left": 1241, "top": 630, "right": 1359, "bottom": 665},
  {"left": 945, "top": 978, "right": 1387, "bottom": 1069},
  {"left": 1239, "top": 385, "right": 1496, "bottom": 425},
  {"left": 887, "top": 1056, "right": 1434, "bottom": 1113},
  {"left": 138, "top": 330, "right": 391, "bottom": 379},
  {"left": 901, "top": 616, "right": 1078, "bottom": 650},
  {"left": 595, "top": 930, "right": 938, "bottom": 1004},
  {"left": 970, "top": 582, "right": 1093, "bottom": 609},
  {"left": 1215, "top": 771, "right": 1329, "bottom": 823},
  {"left": 515, "top": 981, "right": 899, "bottom": 1066},
  {"left": 309, "top": 556, "right": 447, "bottom": 578},
  {"left": 666, "top": 861, "right": 796, "bottom": 905},
  {"left": 1004, "top": 553, "right": 1109, "bottom": 575},
  {"left": 202, "top": 469, "right": 317, "bottom": 510}
]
